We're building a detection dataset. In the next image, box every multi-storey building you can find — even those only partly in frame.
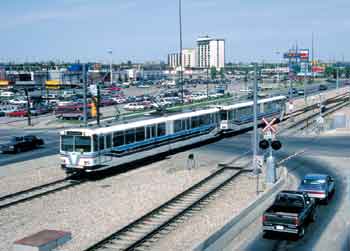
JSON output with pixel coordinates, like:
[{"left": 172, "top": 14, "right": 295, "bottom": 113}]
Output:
[{"left": 197, "top": 36, "right": 225, "bottom": 70}]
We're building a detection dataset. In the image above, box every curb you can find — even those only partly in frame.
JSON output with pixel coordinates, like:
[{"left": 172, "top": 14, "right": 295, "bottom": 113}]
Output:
[{"left": 193, "top": 167, "right": 288, "bottom": 251}]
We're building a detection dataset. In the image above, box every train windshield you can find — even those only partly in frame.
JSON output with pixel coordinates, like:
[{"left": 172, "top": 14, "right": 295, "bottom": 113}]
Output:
[
  {"left": 75, "top": 136, "right": 92, "bottom": 152},
  {"left": 61, "top": 135, "right": 92, "bottom": 152}
]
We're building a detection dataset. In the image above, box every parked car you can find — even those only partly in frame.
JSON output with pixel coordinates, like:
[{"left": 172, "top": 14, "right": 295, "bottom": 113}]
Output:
[
  {"left": 123, "top": 103, "right": 145, "bottom": 111},
  {"left": 30, "top": 107, "right": 50, "bottom": 116},
  {"left": 297, "top": 90, "right": 305, "bottom": 96},
  {"left": 0, "top": 135, "right": 44, "bottom": 153},
  {"left": 319, "top": 84, "right": 328, "bottom": 91},
  {"left": 298, "top": 174, "right": 335, "bottom": 204},
  {"left": 112, "top": 97, "right": 127, "bottom": 104},
  {"left": 0, "top": 91, "right": 15, "bottom": 98},
  {"left": 8, "top": 98, "right": 27, "bottom": 105},
  {"left": 7, "top": 110, "right": 28, "bottom": 117},
  {"left": 262, "top": 190, "right": 317, "bottom": 238}
]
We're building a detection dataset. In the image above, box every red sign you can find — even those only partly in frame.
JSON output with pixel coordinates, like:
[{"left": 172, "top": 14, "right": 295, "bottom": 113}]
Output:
[
  {"left": 262, "top": 117, "right": 277, "bottom": 133},
  {"left": 312, "top": 66, "right": 325, "bottom": 73}
]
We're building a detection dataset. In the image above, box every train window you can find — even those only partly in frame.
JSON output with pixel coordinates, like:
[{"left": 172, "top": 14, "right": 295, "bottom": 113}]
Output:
[
  {"left": 157, "top": 123, "right": 166, "bottom": 136},
  {"left": 113, "top": 131, "right": 124, "bottom": 146},
  {"left": 202, "top": 114, "right": 210, "bottom": 125},
  {"left": 93, "top": 135, "right": 98, "bottom": 151},
  {"left": 61, "top": 135, "right": 74, "bottom": 151},
  {"left": 99, "top": 135, "right": 105, "bottom": 150},
  {"left": 125, "top": 129, "right": 135, "bottom": 144},
  {"left": 185, "top": 118, "right": 190, "bottom": 130},
  {"left": 151, "top": 125, "right": 156, "bottom": 137},
  {"left": 228, "top": 111, "right": 234, "bottom": 120},
  {"left": 191, "top": 116, "right": 200, "bottom": 128},
  {"left": 220, "top": 111, "right": 227, "bottom": 120},
  {"left": 75, "top": 136, "right": 91, "bottom": 152},
  {"left": 136, "top": 127, "right": 145, "bottom": 142},
  {"left": 174, "top": 120, "right": 182, "bottom": 133},
  {"left": 106, "top": 134, "right": 112, "bottom": 148}
]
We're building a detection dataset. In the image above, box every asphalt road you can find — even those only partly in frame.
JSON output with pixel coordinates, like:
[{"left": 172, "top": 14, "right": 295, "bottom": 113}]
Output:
[
  {"left": 0, "top": 128, "right": 59, "bottom": 166},
  {"left": 226, "top": 135, "right": 350, "bottom": 251}
]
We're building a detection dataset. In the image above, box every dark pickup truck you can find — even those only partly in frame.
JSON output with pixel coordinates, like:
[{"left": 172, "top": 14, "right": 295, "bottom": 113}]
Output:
[
  {"left": 0, "top": 135, "right": 44, "bottom": 153},
  {"left": 262, "top": 190, "right": 317, "bottom": 238}
]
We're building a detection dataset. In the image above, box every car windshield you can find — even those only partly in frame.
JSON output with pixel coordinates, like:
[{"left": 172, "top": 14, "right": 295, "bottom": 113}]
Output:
[
  {"left": 301, "top": 178, "right": 326, "bottom": 189},
  {"left": 10, "top": 137, "right": 22, "bottom": 142},
  {"left": 302, "top": 178, "right": 326, "bottom": 185}
]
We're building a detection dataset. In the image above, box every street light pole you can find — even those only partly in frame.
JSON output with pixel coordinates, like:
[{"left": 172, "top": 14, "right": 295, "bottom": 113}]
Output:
[
  {"left": 336, "top": 67, "right": 339, "bottom": 93},
  {"left": 82, "top": 63, "right": 88, "bottom": 127},
  {"left": 253, "top": 64, "right": 258, "bottom": 175},
  {"left": 178, "top": 0, "right": 184, "bottom": 104},
  {"left": 304, "top": 62, "right": 307, "bottom": 104},
  {"left": 108, "top": 49, "right": 113, "bottom": 85}
]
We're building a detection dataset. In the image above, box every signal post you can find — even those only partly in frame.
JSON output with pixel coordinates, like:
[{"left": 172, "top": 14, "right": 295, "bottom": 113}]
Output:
[{"left": 259, "top": 117, "right": 282, "bottom": 184}]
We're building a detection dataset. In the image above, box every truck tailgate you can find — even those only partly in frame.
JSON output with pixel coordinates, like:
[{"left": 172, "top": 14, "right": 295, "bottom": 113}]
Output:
[{"left": 264, "top": 212, "right": 297, "bottom": 225}]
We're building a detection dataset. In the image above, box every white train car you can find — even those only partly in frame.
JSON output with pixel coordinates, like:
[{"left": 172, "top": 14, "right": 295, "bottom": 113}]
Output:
[
  {"left": 60, "top": 108, "right": 221, "bottom": 173},
  {"left": 219, "top": 96, "right": 286, "bottom": 132},
  {"left": 59, "top": 96, "right": 286, "bottom": 174}
]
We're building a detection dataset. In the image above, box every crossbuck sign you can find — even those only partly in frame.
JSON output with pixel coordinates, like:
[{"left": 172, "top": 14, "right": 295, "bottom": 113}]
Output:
[{"left": 262, "top": 117, "right": 277, "bottom": 133}]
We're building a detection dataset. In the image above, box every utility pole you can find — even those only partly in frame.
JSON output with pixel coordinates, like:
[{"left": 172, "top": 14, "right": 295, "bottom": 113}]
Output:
[
  {"left": 336, "top": 67, "right": 339, "bottom": 93},
  {"left": 108, "top": 49, "right": 113, "bottom": 85},
  {"left": 82, "top": 63, "right": 88, "bottom": 127},
  {"left": 178, "top": 0, "right": 184, "bottom": 104},
  {"left": 24, "top": 89, "right": 31, "bottom": 126},
  {"left": 253, "top": 64, "right": 258, "bottom": 175},
  {"left": 311, "top": 32, "right": 315, "bottom": 81},
  {"left": 304, "top": 62, "right": 307, "bottom": 104},
  {"left": 96, "top": 83, "right": 101, "bottom": 126},
  {"left": 206, "top": 67, "right": 209, "bottom": 99}
]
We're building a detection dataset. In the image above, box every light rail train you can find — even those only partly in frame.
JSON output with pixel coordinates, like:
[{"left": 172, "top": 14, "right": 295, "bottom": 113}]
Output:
[{"left": 60, "top": 96, "right": 286, "bottom": 173}]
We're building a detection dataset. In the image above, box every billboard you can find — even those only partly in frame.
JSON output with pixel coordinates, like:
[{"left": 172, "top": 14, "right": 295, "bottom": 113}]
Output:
[
  {"left": 284, "top": 50, "right": 299, "bottom": 59},
  {"left": 299, "top": 49, "right": 309, "bottom": 62},
  {"left": 312, "top": 66, "right": 325, "bottom": 73},
  {"left": 283, "top": 49, "right": 309, "bottom": 62}
]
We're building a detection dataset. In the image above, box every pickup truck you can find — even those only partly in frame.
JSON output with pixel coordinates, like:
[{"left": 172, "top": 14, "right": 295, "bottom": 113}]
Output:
[{"left": 262, "top": 190, "right": 317, "bottom": 238}]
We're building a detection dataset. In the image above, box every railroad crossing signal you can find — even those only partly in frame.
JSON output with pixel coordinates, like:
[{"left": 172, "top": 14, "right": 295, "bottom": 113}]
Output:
[{"left": 262, "top": 117, "right": 277, "bottom": 133}]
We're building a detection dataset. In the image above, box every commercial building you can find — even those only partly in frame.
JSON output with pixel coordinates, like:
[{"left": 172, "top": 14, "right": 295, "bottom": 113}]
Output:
[
  {"left": 168, "top": 53, "right": 181, "bottom": 69},
  {"left": 182, "top": 48, "right": 196, "bottom": 68},
  {"left": 197, "top": 36, "right": 225, "bottom": 70},
  {"left": 168, "top": 48, "right": 197, "bottom": 69}
]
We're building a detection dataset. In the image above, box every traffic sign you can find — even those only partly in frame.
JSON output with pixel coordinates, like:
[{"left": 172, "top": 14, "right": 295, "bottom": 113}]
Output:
[{"left": 262, "top": 117, "right": 277, "bottom": 133}]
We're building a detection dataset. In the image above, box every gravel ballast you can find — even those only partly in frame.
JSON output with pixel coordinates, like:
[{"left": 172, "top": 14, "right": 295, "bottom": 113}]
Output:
[
  {"left": 0, "top": 154, "right": 66, "bottom": 197},
  {"left": 0, "top": 143, "right": 244, "bottom": 251}
]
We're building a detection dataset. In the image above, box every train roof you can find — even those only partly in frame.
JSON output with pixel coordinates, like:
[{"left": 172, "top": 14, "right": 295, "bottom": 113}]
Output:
[
  {"left": 60, "top": 95, "right": 286, "bottom": 136},
  {"left": 61, "top": 107, "right": 220, "bottom": 136},
  {"left": 220, "top": 95, "right": 286, "bottom": 111}
]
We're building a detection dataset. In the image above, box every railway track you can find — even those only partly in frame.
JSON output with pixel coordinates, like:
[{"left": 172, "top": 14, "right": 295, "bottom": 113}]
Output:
[
  {"left": 0, "top": 177, "right": 85, "bottom": 210},
  {"left": 84, "top": 166, "right": 251, "bottom": 251}
]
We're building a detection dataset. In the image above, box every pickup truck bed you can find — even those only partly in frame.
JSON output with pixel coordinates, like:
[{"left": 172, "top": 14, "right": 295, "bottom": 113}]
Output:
[{"left": 262, "top": 191, "right": 316, "bottom": 237}]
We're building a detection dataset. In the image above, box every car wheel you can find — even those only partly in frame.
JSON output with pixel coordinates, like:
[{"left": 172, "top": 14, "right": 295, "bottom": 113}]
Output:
[
  {"left": 324, "top": 195, "right": 329, "bottom": 205},
  {"left": 16, "top": 147, "right": 21, "bottom": 153},
  {"left": 298, "top": 226, "right": 305, "bottom": 238},
  {"left": 310, "top": 210, "right": 317, "bottom": 222}
]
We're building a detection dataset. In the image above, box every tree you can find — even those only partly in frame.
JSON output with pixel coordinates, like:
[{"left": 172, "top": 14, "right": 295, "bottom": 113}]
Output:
[
  {"left": 324, "top": 66, "right": 334, "bottom": 78},
  {"left": 345, "top": 67, "right": 350, "bottom": 79},
  {"left": 210, "top": 66, "right": 217, "bottom": 79},
  {"left": 219, "top": 68, "right": 225, "bottom": 79}
]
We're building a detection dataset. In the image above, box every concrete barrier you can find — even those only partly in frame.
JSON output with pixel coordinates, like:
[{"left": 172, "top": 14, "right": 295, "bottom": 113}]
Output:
[{"left": 193, "top": 167, "right": 288, "bottom": 251}]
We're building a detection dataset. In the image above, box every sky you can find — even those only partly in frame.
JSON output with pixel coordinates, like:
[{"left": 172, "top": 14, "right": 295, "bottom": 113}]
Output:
[{"left": 1, "top": 0, "right": 350, "bottom": 63}]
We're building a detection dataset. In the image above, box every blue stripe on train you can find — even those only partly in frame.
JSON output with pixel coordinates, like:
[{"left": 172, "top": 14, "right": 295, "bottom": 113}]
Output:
[{"left": 112, "top": 124, "right": 215, "bottom": 152}]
